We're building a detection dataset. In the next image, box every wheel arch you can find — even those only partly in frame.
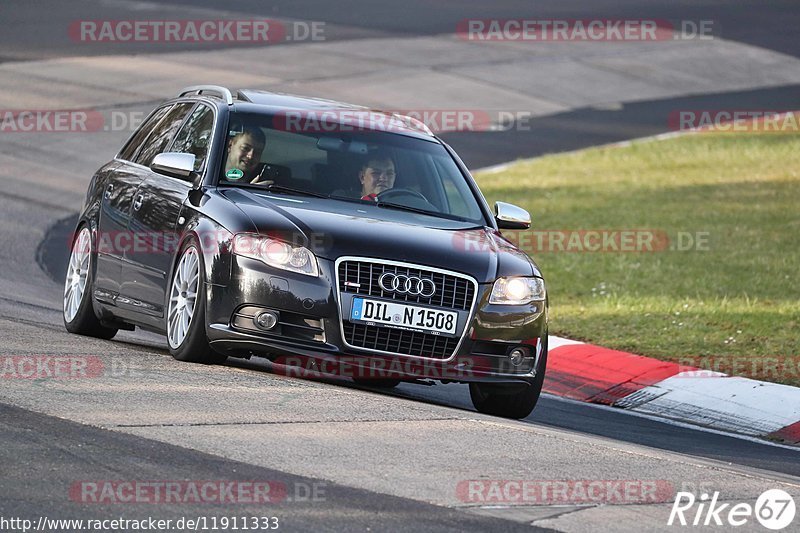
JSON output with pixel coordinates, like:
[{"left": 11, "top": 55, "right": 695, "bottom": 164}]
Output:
[{"left": 170, "top": 214, "right": 234, "bottom": 287}]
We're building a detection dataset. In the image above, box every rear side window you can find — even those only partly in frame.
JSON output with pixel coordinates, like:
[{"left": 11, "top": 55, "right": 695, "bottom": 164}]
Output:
[
  {"left": 134, "top": 102, "right": 194, "bottom": 167},
  {"left": 170, "top": 105, "right": 215, "bottom": 173},
  {"left": 118, "top": 105, "right": 172, "bottom": 162}
]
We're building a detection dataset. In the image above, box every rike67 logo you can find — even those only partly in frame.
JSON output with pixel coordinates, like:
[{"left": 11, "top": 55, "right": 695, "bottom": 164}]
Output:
[{"left": 668, "top": 489, "right": 796, "bottom": 530}]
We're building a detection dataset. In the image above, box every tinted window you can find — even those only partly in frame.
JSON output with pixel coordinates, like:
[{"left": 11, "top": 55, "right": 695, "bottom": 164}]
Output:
[
  {"left": 437, "top": 158, "right": 483, "bottom": 221},
  {"left": 118, "top": 105, "right": 172, "bottom": 162},
  {"left": 220, "top": 111, "right": 487, "bottom": 225},
  {"left": 134, "top": 102, "right": 194, "bottom": 167},
  {"left": 171, "top": 105, "right": 215, "bottom": 173},
  {"left": 260, "top": 127, "right": 327, "bottom": 179}
]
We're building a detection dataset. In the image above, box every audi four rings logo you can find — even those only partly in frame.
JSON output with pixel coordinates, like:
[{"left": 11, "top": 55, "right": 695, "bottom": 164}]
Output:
[{"left": 378, "top": 273, "right": 437, "bottom": 297}]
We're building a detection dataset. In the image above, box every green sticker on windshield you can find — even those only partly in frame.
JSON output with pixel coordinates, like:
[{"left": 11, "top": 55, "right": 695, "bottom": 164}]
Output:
[{"left": 226, "top": 168, "right": 244, "bottom": 180}]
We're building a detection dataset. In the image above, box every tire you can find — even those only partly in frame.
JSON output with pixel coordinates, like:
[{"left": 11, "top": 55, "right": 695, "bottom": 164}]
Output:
[
  {"left": 469, "top": 338, "right": 548, "bottom": 419},
  {"left": 63, "top": 225, "right": 118, "bottom": 340},
  {"left": 352, "top": 377, "right": 402, "bottom": 388},
  {"left": 166, "top": 237, "right": 226, "bottom": 364}
]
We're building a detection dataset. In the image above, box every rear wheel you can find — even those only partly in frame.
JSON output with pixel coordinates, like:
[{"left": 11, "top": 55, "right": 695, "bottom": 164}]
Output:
[
  {"left": 166, "top": 239, "right": 226, "bottom": 364},
  {"left": 469, "top": 339, "right": 548, "bottom": 419},
  {"left": 63, "top": 225, "right": 117, "bottom": 340}
]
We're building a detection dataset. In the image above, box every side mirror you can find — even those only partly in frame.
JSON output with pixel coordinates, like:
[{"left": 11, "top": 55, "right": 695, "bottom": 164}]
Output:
[
  {"left": 495, "top": 201, "right": 531, "bottom": 230},
  {"left": 150, "top": 152, "right": 196, "bottom": 180}
]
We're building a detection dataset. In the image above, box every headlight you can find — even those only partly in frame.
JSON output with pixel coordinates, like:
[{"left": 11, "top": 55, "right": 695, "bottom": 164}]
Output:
[
  {"left": 233, "top": 234, "right": 319, "bottom": 277},
  {"left": 489, "top": 277, "right": 546, "bottom": 305}
]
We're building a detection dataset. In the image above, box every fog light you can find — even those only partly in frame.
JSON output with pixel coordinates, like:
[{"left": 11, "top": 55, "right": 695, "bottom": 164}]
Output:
[
  {"left": 509, "top": 348, "right": 526, "bottom": 367},
  {"left": 254, "top": 311, "right": 279, "bottom": 331}
]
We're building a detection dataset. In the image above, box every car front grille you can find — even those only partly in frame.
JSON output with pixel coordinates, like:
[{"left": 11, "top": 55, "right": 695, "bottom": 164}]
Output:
[
  {"left": 337, "top": 259, "right": 477, "bottom": 360},
  {"left": 338, "top": 260, "right": 474, "bottom": 311}
]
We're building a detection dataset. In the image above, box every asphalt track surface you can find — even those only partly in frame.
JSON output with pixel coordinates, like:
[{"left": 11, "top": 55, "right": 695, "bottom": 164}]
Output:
[
  {"left": 1, "top": 404, "right": 550, "bottom": 533},
  {"left": 1, "top": 0, "right": 798, "bottom": 60},
  {"left": 2, "top": 1, "right": 800, "bottom": 531}
]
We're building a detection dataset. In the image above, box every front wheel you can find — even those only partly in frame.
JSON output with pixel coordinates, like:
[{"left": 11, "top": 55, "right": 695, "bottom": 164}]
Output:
[
  {"left": 63, "top": 225, "right": 117, "bottom": 340},
  {"left": 166, "top": 239, "right": 226, "bottom": 364},
  {"left": 469, "top": 339, "right": 548, "bottom": 419}
]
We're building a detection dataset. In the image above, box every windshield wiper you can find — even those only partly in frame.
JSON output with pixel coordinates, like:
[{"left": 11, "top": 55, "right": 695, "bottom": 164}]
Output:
[{"left": 261, "top": 184, "right": 328, "bottom": 199}]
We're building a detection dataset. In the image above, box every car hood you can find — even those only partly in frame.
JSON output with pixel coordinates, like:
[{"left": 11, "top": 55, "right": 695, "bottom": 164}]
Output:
[{"left": 220, "top": 188, "right": 540, "bottom": 281}]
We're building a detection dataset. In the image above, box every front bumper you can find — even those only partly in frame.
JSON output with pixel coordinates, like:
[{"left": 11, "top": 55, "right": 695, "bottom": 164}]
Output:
[{"left": 206, "top": 255, "right": 548, "bottom": 385}]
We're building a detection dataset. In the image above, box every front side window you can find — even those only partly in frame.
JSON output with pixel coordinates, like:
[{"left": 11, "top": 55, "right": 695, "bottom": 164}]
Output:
[
  {"left": 134, "top": 102, "right": 194, "bottom": 167},
  {"left": 118, "top": 105, "right": 172, "bottom": 162},
  {"left": 218, "top": 112, "right": 487, "bottom": 224},
  {"left": 170, "top": 104, "right": 215, "bottom": 173}
]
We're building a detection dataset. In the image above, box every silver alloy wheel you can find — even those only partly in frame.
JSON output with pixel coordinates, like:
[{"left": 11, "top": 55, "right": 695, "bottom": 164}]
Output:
[
  {"left": 63, "top": 227, "right": 91, "bottom": 323},
  {"left": 167, "top": 245, "right": 200, "bottom": 349}
]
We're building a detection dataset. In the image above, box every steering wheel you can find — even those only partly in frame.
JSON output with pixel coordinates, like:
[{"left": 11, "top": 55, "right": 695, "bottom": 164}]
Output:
[
  {"left": 376, "top": 188, "right": 439, "bottom": 212},
  {"left": 376, "top": 188, "right": 429, "bottom": 203}
]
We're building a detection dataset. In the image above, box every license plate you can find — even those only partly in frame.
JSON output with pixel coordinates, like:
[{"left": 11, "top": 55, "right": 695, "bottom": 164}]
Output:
[{"left": 350, "top": 297, "right": 458, "bottom": 337}]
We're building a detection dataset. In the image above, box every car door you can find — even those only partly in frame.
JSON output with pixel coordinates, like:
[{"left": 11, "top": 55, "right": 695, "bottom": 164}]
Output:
[
  {"left": 94, "top": 104, "right": 173, "bottom": 298},
  {"left": 122, "top": 103, "right": 215, "bottom": 317}
]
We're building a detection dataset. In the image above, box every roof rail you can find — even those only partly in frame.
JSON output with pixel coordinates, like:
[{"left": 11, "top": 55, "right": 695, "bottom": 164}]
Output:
[
  {"left": 178, "top": 85, "right": 234, "bottom": 105},
  {"left": 391, "top": 113, "right": 434, "bottom": 136}
]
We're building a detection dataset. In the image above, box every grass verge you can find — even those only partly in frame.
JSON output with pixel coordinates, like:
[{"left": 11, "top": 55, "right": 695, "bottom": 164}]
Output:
[{"left": 475, "top": 131, "right": 800, "bottom": 386}]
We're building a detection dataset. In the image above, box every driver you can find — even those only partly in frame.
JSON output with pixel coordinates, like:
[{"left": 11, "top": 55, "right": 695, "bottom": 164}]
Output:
[{"left": 359, "top": 152, "right": 396, "bottom": 201}]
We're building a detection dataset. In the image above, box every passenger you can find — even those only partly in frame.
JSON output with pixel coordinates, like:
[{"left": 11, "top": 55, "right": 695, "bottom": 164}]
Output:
[
  {"left": 223, "top": 127, "right": 266, "bottom": 182},
  {"left": 359, "top": 152, "right": 396, "bottom": 201}
]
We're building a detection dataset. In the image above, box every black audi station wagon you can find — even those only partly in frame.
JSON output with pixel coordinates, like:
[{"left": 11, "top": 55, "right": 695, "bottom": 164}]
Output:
[{"left": 63, "top": 85, "right": 548, "bottom": 418}]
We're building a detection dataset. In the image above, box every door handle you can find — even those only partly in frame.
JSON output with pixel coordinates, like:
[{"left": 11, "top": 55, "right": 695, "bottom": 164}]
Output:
[
  {"left": 133, "top": 194, "right": 144, "bottom": 211},
  {"left": 104, "top": 183, "right": 114, "bottom": 200}
]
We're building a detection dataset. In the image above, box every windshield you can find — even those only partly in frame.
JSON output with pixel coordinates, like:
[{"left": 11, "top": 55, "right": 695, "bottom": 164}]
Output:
[{"left": 218, "top": 111, "right": 487, "bottom": 224}]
